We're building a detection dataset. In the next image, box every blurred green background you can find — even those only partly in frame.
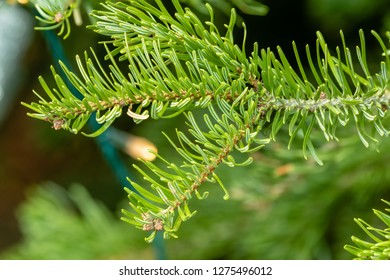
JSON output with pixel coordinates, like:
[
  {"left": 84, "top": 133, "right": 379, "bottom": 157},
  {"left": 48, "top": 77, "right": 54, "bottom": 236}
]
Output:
[{"left": 0, "top": 0, "right": 389, "bottom": 260}]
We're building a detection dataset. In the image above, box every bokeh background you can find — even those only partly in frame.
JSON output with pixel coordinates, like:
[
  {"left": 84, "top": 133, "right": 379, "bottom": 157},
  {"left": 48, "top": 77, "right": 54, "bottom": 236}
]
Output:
[{"left": 0, "top": 0, "right": 389, "bottom": 259}]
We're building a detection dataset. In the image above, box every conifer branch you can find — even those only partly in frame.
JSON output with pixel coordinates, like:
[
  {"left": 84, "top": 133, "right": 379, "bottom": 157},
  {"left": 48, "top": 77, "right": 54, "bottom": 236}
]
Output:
[
  {"left": 344, "top": 200, "right": 390, "bottom": 260},
  {"left": 122, "top": 95, "right": 268, "bottom": 241},
  {"left": 23, "top": 0, "right": 389, "bottom": 241}
]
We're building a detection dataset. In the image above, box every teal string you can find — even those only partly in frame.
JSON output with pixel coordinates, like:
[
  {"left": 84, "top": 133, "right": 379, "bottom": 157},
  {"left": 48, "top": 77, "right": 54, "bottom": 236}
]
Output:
[{"left": 42, "top": 29, "right": 134, "bottom": 187}]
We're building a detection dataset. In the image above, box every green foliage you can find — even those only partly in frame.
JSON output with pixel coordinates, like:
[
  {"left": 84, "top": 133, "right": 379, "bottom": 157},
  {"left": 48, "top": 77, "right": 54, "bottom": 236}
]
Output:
[
  {"left": 3, "top": 138, "right": 389, "bottom": 259},
  {"left": 164, "top": 137, "right": 390, "bottom": 259},
  {"left": 23, "top": 0, "right": 389, "bottom": 242},
  {"left": 344, "top": 200, "right": 390, "bottom": 260},
  {"left": 2, "top": 183, "right": 150, "bottom": 259},
  {"left": 29, "top": 0, "right": 267, "bottom": 40}
]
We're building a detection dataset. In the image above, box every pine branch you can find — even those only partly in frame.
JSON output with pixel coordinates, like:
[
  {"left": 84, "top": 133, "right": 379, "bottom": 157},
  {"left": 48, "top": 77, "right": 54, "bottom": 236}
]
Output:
[
  {"left": 122, "top": 96, "right": 267, "bottom": 241},
  {"left": 344, "top": 200, "right": 390, "bottom": 260},
  {"left": 23, "top": 0, "right": 390, "bottom": 241}
]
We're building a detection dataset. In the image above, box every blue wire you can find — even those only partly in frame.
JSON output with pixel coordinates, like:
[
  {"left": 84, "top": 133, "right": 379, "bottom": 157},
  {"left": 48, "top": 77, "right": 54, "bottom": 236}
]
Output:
[
  {"left": 41, "top": 28, "right": 166, "bottom": 259},
  {"left": 42, "top": 29, "right": 134, "bottom": 187}
]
